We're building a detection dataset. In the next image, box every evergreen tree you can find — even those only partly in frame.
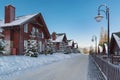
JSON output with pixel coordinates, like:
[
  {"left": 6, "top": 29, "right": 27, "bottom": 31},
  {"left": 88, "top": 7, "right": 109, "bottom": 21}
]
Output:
[
  {"left": 24, "top": 33, "right": 38, "bottom": 57},
  {"left": 0, "top": 28, "right": 8, "bottom": 55},
  {"left": 0, "top": 39, "right": 7, "bottom": 55}
]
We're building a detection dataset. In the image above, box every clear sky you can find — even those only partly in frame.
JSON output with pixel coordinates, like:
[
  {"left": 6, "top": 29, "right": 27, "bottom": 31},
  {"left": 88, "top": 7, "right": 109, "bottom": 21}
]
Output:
[{"left": 0, "top": 0, "right": 120, "bottom": 48}]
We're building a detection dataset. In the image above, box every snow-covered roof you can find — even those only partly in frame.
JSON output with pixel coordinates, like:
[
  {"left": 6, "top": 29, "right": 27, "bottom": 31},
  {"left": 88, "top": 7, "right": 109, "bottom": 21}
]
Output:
[
  {"left": 74, "top": 43, "right": 78, "bottom": 48},
  {"left": 113, "top": 34, "right": 120, "bottom": 48},
  {"left": 67, "top": 40, "right": 73, "bottom": 46},
  {"left": 0, "top": 13, "right": 39, "bottom": 27},
  {"left": 104, "top": 43, "right": 108, "bottom": 53},
  {"left": 51, "top": 34, "right": 64, "bottom": 42},
  {"left": 98, "top": 46, "right": 103, "bottom": 53}
]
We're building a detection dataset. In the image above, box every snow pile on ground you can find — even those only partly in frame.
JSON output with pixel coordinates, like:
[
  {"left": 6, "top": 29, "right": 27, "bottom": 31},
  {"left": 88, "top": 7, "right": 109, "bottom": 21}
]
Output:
[{"left": 0, "top": 53, "right": 80, "bottom": 77}]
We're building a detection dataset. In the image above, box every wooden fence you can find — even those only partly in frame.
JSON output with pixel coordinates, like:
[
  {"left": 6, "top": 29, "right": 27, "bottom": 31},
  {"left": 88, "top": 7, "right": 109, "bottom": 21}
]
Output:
[{"left": 91, "top": 54, "right": 120, "bottom": 80}]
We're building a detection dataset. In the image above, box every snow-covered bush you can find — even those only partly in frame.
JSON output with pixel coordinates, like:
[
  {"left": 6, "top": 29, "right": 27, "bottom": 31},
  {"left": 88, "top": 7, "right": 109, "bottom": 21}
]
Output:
[
  {"left": 0, "top": 39, "right": 7, "bottom": 55},
  {"left": 24, "top": 40, "right": 38, "bottom": 57}
]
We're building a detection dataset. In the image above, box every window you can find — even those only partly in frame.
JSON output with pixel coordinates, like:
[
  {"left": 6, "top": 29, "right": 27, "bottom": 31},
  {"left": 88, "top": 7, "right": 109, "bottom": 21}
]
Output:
[
  {"left": 32, "top": 27, "right": 35, "bottom": 33},
  {"left": 36, "top": 29, "right": 39, "bottom": 33},
  {"left": 24, "top": 40, "right": 28, "bottom": 49},
  {"left": 24, "top": 24, "right": 28, "bottom": 33},
  {"left": 42, "top": 32, "right": 44, "bottom": 38}
]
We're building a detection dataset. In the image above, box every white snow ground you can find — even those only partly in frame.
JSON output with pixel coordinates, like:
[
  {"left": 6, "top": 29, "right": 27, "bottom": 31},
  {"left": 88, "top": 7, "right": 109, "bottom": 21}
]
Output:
[
  {"left": 0, "top": 53, "right": 80, "bottom": 80},
  {"left": 9, "top": 54, "right": 88, "bottom": 80}
]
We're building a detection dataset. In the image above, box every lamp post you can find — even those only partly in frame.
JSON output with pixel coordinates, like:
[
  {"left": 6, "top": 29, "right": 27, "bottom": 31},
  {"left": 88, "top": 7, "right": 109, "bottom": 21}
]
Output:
[
  {"left": 95, "top": 4, "right": 110, "bottom": 56},
  {"left": 92, "top": 35, "right": 97, "bottom": 54}
]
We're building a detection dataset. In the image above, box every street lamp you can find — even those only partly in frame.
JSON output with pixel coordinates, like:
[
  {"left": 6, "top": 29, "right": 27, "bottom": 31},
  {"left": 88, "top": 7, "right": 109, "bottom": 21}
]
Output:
[
  {"left": 95, "top": 4, "right": 110, "bottom": 56},
  {"left": 92, "top": 35, "right": 97, "bottom": 54}
]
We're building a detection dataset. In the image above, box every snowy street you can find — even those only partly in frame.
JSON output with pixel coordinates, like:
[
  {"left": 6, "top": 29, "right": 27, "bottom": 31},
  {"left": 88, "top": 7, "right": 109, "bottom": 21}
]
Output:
[
  {"left": 10, "top": 54, "right": 88, "bottom": 80},
  {"left": 8, "top": 54, "right": 105, "bottom": 80}
]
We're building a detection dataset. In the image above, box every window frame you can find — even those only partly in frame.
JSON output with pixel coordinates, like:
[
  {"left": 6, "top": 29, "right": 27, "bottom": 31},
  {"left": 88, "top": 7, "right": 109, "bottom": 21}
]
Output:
[{"left": 24, "top": 24, "right": 28, "bottom": 33}]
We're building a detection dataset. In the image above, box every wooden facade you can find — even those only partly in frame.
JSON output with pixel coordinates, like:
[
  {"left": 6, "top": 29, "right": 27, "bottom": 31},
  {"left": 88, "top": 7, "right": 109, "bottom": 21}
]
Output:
[
  {"left": 0, "top": 5, "right": 50, "bottom": 55},
  {"left": 50, "top": 32, "right": 68, "bottom": 52},
  {"left": 110, "top": 32, "right": 120, "bottom": 55}
]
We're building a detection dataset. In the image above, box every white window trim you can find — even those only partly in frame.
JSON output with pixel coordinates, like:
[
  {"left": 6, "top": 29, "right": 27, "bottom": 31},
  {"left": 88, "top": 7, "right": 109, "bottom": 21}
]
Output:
[
  {"left": 24, "top": 24, "right": 28, "bottom": 33},
  {"left": 42, "top": 32, "right": 44, "bottom": 38},
  {"left": 24, "top": 40, "right": 28, "bottom": 49},
  {"left": 36, "top": 29, "right": 39, "bottom": 33}
]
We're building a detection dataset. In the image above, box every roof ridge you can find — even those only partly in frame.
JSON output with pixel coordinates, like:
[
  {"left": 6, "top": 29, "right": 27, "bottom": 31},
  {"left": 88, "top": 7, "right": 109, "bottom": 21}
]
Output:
[
  {"left": 16, "top": 13, "right": 40, "bottom": 18},
  {"left": 113, "top": 32, "right": 120, "bottom": 37},
  {"left": 0, "top": 13, "right": 40, "bottom": 27}
]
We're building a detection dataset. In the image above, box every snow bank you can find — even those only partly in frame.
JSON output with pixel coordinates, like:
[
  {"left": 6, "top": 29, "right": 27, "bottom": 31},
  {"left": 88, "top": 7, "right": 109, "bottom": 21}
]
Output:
[{"left": 0, "top": 53, "right": 80, "bottom": 78}]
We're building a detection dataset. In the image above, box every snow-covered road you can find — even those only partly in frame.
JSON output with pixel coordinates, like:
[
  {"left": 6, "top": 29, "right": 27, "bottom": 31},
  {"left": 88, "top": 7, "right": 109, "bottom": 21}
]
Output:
[{"left": 10, "top": 54, "right": 89, "bottom": 80}]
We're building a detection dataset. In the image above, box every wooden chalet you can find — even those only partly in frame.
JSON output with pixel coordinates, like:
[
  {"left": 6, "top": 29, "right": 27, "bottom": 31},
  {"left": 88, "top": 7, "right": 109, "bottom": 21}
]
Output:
[
  {"left": 0, "top": 5, "right": 50, "bottom": 55},
  {"left": 50, "top": 32, "right": 67, "bottom": 52},
  {"left": 67, "top": 40, "right": 74, "bottom": 48},
  {"left": 110, "top": 32, "right": 120, "bottom": 55},
  {"left": 74, "top": 43, "right": 78, "bottom": 49},
  {"left": 66, "top": 40, "right": 74, "bottom": 53}
]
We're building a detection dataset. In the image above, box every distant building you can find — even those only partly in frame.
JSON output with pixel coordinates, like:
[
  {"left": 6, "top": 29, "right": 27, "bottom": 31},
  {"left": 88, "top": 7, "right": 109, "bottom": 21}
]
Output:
[
  {"left": 74, "top": 43, "right": 78, "bottom": 49},
  {"left": 102, "top": 43, "right": 108, "bottom": 55},
  {"left": 66, "top": 40, "right": 74, "bottom": 52},
  {"left": 0, "top": 5, "right": 50, "bottom": 55},
  {"left": 50, "top": 32, "right": 67, "bottom": 52},
  {"left": 110, "top": 32, "right": 120, "bottom": 55},
  {"left": 98, "top": 45, "right": 103, "bottom": 54},
  {"left": 67, "top": 40, "right": 74, "bottom": 48},
  {"left": 73, "top": 43, "right": 79, "bottom": 53}
]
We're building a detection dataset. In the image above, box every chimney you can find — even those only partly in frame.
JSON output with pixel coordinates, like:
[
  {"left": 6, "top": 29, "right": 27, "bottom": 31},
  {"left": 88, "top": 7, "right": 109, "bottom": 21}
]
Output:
[
  {"left": 5, "top": 5, "right": 15, "bottom": 23},
  {"left": 52, "top": 32, "right": 56, "bottom": 40}
]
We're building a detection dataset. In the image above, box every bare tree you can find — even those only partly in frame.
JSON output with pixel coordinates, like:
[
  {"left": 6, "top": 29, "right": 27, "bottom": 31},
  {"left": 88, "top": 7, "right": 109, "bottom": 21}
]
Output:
[{"left": 99, "top": 27, "right": 107, "bottom": 45}]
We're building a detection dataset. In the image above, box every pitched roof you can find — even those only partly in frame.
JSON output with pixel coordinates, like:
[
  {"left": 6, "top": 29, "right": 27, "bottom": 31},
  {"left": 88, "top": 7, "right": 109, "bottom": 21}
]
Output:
[
  {"left": 67, "top": 40, "right": 74, "bottom": 46},
  {"left": 0, "top": 13, "right": 39, "bottom": 27},
  {"left": 0, "top": 13, "right": 50, "bottom": 39},
  {"left": 103, "top": 43, "right": 108, "bottom": 53},
  {"left": 56, "top": 33, "right": 65, "bottom": 36},
  {"left": 51, "top": 33, "right": 66, "bottom": 42},
  {"left": 98, "top": 45, "right": 103, "bottom": 53},
  {"left": 114, "top": 32, "right": 120, "bottom": 37},
  {"left": 74, "top": 43, "right": 78, "bottom": 48},
  {"left": 113, "top": 34, "right": 120, "bottom": 48}
]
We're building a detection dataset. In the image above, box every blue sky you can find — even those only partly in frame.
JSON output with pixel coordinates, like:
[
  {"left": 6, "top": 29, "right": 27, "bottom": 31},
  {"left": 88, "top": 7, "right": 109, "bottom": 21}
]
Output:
[{"left": 0, "top": 0, "right": 120, "bottom": 48}]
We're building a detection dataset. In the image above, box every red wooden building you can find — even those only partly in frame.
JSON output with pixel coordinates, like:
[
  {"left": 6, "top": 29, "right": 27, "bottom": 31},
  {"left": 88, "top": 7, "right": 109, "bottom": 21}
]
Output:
[
  {"left": 50, "top": 32, "right": 67, "bottom": 52},
  {"left": 0, "top": 5, "right": 50, "bottom": 55}
]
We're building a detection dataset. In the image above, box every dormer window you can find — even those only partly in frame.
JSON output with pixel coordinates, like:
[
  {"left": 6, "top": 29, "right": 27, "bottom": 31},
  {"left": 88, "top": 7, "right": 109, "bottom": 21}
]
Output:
[{"left": 24, "top": 24, "right": 28, "bottom": 33}]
